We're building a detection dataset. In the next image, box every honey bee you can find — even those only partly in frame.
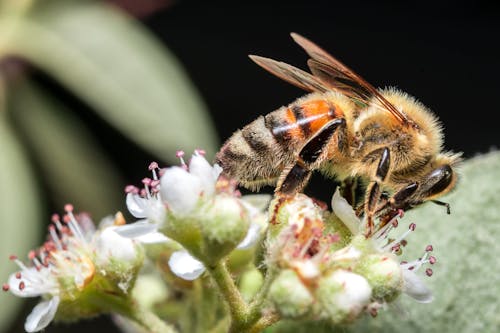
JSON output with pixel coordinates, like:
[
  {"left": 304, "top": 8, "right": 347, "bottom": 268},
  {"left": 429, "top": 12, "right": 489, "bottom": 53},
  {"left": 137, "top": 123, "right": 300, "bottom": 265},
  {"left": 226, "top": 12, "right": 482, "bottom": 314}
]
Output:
[{"left": 215, "top": 33, "right": 461, "bottom": 235}]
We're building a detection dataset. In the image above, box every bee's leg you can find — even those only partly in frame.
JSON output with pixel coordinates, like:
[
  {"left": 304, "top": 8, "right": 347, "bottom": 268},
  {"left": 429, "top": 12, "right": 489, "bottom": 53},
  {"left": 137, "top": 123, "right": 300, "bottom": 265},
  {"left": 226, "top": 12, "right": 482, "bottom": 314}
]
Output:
[
  {"left": 364, "top": 147, "right": 391, "bottom": 237},
  {"left": 277, "top": 118, "right": 345, "bottom": 195},
  {"left": 374, "top": 182, "right": 419, "bottom": 215}
]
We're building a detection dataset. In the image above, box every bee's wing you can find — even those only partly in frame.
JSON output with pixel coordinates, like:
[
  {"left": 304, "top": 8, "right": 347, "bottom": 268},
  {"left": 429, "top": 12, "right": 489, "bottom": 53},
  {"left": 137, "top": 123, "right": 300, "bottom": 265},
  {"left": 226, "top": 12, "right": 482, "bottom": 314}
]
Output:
[
  {"left": 290, "top": 33, "right": 410, "bottom": 125},
  {"left": 249, "top": 55, "right": 330, "bottom": 93}
]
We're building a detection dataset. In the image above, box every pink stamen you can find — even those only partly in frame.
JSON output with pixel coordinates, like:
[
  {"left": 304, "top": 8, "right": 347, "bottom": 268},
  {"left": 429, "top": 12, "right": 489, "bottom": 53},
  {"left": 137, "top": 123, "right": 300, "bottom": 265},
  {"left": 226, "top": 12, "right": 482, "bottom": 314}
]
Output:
[
  {"left": 195, "top": 149, "right": 206, "bottom": 156},
  {"left": 426, "top": 268, "right": 433, "bottom": 277},
  {"left": 429, "top": 256, "right": 437, "bottom": 264},
  {"left": 175, "top": 150, "right": 185, "bottom": 158},
  {"left": 9, "top": 255, "right": 17, "bottom": 261},
  {"left": 425, "top": 245, "right": 433, "bottom": 252},
  {"left": 148, "top": 161, "right": 159, "bottom": 170},
  {"left": 51, "top": 214, "right": 60, "bottom": 223},
  {"left": 15, "top": 272, "right": 21, "bottom": 279},
  {"left": 28, "top": 251, "right": 36, "bottom": 260},
  {"left": 2, "top": 284, "right": 9, "bottom": 292},
  {"left": 141, "top": 178, "right": 152, "bottom": 186},
  {"left": 409, "top": 223, "right": 416, "bottom": 231},
  {"left": 64, "top": 204, "right": 74, "bottom": 213},
  {"left": 124, "top": 185, "right": 139, "bottom": 194},
  {"left": 18, "top": 281, "right": 25, "bottom": 291}
]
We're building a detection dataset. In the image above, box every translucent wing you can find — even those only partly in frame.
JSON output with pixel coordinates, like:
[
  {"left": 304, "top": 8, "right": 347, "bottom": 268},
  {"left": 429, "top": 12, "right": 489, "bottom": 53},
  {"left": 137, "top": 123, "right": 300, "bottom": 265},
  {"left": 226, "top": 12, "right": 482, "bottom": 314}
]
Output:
[
  {"left": 290, "top": 32, "right": 410, "bottom": 125},
  {"left": 249, "top": 55, "right": 330, "bottom": 93}
]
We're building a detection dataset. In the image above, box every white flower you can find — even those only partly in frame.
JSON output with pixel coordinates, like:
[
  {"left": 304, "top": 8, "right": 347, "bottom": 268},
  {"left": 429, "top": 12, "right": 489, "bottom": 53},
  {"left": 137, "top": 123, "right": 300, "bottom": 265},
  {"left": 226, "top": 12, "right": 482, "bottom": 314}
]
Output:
[
  {"left": 330, "top": 189, "right": 434, "bottom": 303},
  {"left": 3, "top": 207, "right": 141, "bottom": 332},
  {"left": 160, "top": 151, "right": 222, "bottom": 214},
  {"left": 117, "top": 151, "right": 269, "bottom": 281}
]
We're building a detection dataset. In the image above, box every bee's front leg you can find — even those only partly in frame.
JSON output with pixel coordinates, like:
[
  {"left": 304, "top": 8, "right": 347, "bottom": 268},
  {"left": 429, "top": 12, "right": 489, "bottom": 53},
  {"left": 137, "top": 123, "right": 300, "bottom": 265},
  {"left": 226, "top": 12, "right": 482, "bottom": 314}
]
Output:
[{"left": 364, "top": 147, "right": 391, "bottom": 237}]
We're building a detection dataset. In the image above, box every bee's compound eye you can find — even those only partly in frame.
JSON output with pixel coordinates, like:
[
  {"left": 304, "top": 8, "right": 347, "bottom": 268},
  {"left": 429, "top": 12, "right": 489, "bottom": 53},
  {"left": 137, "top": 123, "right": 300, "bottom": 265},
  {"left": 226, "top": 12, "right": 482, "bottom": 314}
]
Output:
[{"left": 425, "top": 165, "right": 453, "bottom": 197}]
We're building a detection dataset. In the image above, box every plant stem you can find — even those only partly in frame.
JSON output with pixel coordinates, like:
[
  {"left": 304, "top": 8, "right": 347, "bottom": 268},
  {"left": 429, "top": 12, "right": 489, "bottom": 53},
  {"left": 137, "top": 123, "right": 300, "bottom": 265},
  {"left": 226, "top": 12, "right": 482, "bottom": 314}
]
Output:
[
  {"left": 247, "top": 267, "right": 278, "bottom": 323},
  {"left": 208, "top": 261, "right": 281, "bottom": 333},
  {"left": 247, "top": 312, "right": 280, "bottom": 333},
  {"left": 208, "top": 261, "right": 250, "bottom": 331},
  {"left": 127, "top": 303, "right": 179, "bottom": 333}
]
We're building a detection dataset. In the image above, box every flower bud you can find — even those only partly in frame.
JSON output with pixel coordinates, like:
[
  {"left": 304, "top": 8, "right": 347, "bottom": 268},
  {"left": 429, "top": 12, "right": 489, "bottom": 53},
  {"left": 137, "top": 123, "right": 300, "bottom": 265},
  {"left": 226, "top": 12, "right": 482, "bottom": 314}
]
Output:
[
  {"left": 269, "top": 269, "right": 314, "bottom": 318},
  {"left": 356, "top": 254, "right": 403, "bottom": 302},
  {"left": 199, "top": 195, "right": 250, "bottom": 263},
  {"left": 316, "top": 270, "right": 372, "bottom": 324}
]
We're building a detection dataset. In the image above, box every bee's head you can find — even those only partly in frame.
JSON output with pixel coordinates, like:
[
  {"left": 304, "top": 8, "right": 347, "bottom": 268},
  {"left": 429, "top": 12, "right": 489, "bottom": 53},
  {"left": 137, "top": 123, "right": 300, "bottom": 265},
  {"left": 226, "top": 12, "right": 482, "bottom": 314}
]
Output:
[{"left": 419, "top": 153, "right": 462, "bottom": 202}]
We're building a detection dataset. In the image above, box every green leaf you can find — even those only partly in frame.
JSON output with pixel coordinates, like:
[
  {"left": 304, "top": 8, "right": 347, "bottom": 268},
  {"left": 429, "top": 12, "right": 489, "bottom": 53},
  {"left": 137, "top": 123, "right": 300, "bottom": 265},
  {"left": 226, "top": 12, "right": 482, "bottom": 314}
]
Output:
[
  {"left": 8, "top": 79, "right": 124, "bottom": 220},
  {"left": 3, "top": 0, "right": 219, "bottom": 161},
  {"left": 0, "top": 114, "right": 42, "bottom": 332}
]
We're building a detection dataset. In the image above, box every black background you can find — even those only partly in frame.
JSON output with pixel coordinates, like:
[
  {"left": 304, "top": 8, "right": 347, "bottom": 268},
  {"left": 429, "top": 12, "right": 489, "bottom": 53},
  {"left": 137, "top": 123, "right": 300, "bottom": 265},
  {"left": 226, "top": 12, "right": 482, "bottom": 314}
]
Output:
[{"left": 7, "top": 1, "right": 500, "bottom": 332}]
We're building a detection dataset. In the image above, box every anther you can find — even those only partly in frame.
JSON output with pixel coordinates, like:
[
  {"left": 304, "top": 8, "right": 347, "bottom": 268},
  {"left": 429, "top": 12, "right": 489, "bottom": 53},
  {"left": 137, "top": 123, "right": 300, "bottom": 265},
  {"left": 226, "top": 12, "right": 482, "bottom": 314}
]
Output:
[
  {"left": 195, "top": 149, "right": 206, "bottom": 156},
  {"left": 141, "top": 178, "right": 152, "bottom": 186},
  {"left": 148, "top": 161, "right": 159, "bottom": 170},
  {"left": 425, "top": 245, "right": 433, "bottom": 252},
  {"left": 64, "top": 204, "right": 74, "bottom": 213},
  {"left": 124, "top": 185, "right": 138, "bottom": 193},
  {"left": 9, "top": 255, "right": 17, "bottom": 261},
  {"left": 425, "top": 268, "right": 433, "bottom": 277},
  {"left": 2, "top": 284, "right": 9, "bottom": 292},
  {"left": 15, "top": 272, "right": 21, "bottom": 279},
  {"left": 19, "top": 281, "right": 25, "bottom": 291},
  {"left": 51, "top": 214, "right": 60, "bottom": 223},
  {"left": 409, "top": 223, "right": 416, "bottom": 231},
  {"left": 429, "top": 256, "right": 437, "bottom": 264},
  {"left": 28, "top": 251, "right": 36, "bottom": 260}
]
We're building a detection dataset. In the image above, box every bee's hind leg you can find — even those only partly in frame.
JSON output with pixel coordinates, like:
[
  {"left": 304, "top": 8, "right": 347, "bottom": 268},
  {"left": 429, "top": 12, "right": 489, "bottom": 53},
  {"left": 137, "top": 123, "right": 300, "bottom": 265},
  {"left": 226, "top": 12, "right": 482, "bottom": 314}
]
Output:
[{"left": 276, "top": 118, "right": 345, "bottom": 195}]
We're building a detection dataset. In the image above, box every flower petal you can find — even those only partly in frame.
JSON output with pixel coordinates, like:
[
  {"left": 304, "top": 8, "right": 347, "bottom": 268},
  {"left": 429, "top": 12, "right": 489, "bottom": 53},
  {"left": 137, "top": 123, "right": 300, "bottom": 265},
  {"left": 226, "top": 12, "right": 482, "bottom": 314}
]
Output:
[
  {"left": 161, "top": 166, "right": 203, "bottom": 214},
  {"left": 237, "top": 222, "right": 262, "bottom": 250},
  {"left": 188, "top": 154, "right": 218, "bottom": 197},
  {"left": 8, "top": 268, "right": 55, "bottom": 298},
  {"left": 24, "top": 296, "right": 60, "bottom": 332},
  {"left": 402, "top": 269, "right": 434, "bottom": 303},
  {"left": 114, "top": 220, "right": 158, "bottom": 239},
  {"left": 134, "top": 231, "right": 171, "bottom": 244},
  {"left": 331, "top": 189, "right": 360, "bottom": 234},
  {"left": 168, "top": 250, "right": 206, "bottom": 281},
  {"left": 241, "top": 194, "right": 272, "bottom": 214},
  {"left": 126, "top": 193, "right": 150, "bottom": 218},
  {"left": 96, "top": 228, "right": 138, "bottom": 263}
]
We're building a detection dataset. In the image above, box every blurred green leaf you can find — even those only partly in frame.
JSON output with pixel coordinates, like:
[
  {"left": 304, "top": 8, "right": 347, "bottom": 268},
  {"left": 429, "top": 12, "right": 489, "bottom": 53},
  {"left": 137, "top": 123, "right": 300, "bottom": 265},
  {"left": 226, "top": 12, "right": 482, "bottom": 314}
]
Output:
[
  {"left": 0, "top": 107, "right": 42, "bottom": 331},
  {"left": 8, "top": 79, "right": 124, "bottom": 220},
  {"left": 3, "top": 0, "right": 218, "bottom": 161}
]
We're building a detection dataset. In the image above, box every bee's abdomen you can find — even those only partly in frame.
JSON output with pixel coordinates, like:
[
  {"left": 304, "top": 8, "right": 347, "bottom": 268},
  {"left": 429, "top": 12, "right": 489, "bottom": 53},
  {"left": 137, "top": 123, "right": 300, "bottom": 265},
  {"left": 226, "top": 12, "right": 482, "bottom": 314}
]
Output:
[{"left": 216, "top": 97, "right": 340, "bottom": 189}]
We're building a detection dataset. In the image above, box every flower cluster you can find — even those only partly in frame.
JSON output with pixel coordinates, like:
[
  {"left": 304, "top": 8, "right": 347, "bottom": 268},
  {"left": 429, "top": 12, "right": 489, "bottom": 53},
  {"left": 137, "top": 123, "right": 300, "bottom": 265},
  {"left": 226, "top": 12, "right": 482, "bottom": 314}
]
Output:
[
  {"left": 117, "top": 150, "right": 267, "bottom": 280},
  {"left": 3, "top": 149, "right": 439, "bottom": 333},
  {"left": 266, "top": 190, "right": 435, "bottom": 323},
  {"left": 3, "top": 207, "right": 143, "bottom": 332}
]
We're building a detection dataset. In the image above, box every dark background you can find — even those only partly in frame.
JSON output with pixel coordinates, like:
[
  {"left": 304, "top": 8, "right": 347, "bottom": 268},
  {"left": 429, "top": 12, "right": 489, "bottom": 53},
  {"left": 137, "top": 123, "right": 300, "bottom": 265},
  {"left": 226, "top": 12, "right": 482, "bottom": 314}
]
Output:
[{"left": 7, "top": 0, "right": 500, "bottom": 332}]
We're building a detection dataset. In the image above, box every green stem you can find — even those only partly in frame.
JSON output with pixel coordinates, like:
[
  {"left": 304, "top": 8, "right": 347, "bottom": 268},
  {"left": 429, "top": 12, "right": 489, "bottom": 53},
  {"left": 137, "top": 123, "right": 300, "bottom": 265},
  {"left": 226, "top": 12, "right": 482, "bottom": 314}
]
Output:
[
  {"left": 247, "top": 312, "right": 280, "bottom": 333},
  {"left": 247, "top": 267, "right": 278, "bottom": 323},
  {"left": 208, "top": 261, "right": 250, "bottom": 332},
  {"left": 127, "top": 303, "right": 179, "bottom": 333}
]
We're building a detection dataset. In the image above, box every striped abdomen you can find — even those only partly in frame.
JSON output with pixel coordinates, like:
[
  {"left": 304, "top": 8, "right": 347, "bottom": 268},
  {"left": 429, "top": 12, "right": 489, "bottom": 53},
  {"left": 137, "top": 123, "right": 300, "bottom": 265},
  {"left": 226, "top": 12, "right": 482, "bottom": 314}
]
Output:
[{"left": 216, "top": 95, "right": 343, "bottom": 189}]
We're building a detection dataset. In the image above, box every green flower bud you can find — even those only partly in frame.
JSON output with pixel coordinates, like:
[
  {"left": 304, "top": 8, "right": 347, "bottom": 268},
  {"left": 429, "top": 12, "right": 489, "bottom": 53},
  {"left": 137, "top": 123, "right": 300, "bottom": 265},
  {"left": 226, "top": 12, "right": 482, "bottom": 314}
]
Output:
[
  {"left": 356, "top": 254, "right": 403, "bottom": 302},
  {"left": 269, "top": 269, "right": 314, "bottom": 318},
  {"left": 316, "top": 270, "right": 372, "bottom": 324}
]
